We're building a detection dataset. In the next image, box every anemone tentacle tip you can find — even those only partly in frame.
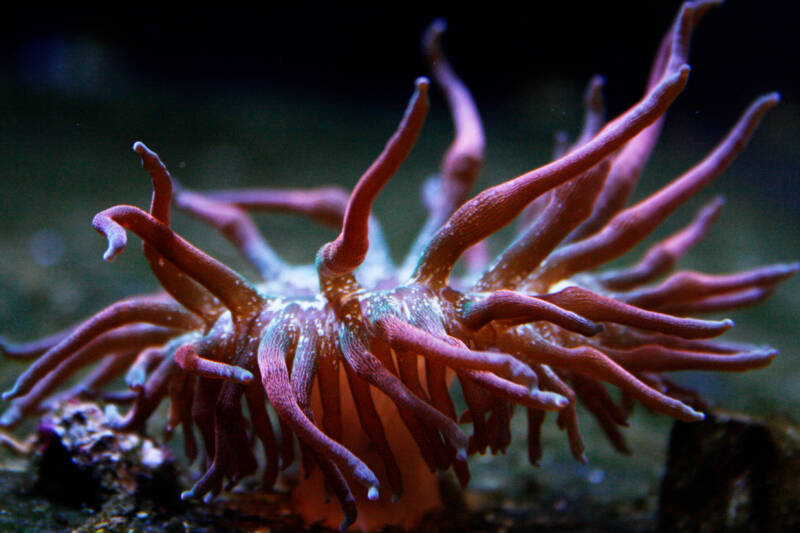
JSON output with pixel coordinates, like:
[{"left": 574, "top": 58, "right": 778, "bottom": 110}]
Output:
[
  {"left": 456, "top": 447, "right": 468, "bottom": 462},
  {"left": 367, "top": 486, "right": 379, "bottom": 501}
]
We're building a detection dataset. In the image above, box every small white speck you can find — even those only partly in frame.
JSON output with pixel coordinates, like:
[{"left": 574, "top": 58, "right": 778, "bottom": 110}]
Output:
[{"left": 588, "top": 468, "right": 605, "bottom": 484}]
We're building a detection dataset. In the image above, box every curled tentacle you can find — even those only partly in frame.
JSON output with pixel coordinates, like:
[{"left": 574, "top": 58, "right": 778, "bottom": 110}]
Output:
[
  {"left": 134, "top": 142, "right": 223, "bottom": 322},
  {"left": 93, "top": 205, "right": 263, "bottom": 320}
]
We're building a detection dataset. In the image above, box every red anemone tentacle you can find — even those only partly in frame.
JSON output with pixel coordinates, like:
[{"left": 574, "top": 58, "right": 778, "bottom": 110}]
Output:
[
  {"left": 3, "top": 297, "right": 199, "bottom": 401},
  {"left": 598, "top": 196, "right": 725, "bottom": 290},
  {"left": 175, "top": 189, "right": 285, "bottom": 280},
  {"left": 535, "top": 94, "right": 779, "bottom": 288},
  {"left": 413, "top": 66, "right": 690, "bottom": 288},
  {"left": 620, "top": 262, "right": 799, "bottom": 310},
  {"left": 538, "top": 285, "right": 732, "bottom": 339},
  {"left": 257, "top": 320, "right": 382, "bottom": 502},
  {"left": 460, "top": 290, "right": 601, "bottom": 336},
  {"left": 318, "top": 78, "right": 429, "bottom": 278},
  {"left": 565, "top": 1, "right": 717, "bottom": 243},
  {"left": 93, "top": 205, "right": 263, "bottom": 320}
]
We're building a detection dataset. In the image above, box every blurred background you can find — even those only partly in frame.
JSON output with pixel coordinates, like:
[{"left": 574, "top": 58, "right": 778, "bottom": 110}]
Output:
[{"left": 0, "top": 0, "right": 798, "bottom": 512}]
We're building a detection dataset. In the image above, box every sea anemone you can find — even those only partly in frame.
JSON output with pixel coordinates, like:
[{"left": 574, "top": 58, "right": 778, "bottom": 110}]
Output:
[{"left": 1, "top": 1, "right": 796, "bottom": 531}]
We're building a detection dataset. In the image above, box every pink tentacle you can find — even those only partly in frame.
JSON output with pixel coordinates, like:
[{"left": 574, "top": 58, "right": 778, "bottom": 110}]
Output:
[
  {"left": 175, "top": 344, "right": 253, "bottom": 384},
  {"left": 601, "top": 344, "right": 777, "bottom": 372},
  {"left": 535, "top": 94, "right": 779, "bottom": 287},
  {"left": 1, "top": 323, "right": 77, "bottom": 361},
  {"left": 401, "top": 20, "right": 485, "bottom": 278},
  {"left": 565, "top": 2, "right": 718, "bottom": 243},
  {"left": 517, "top": 76, "right": 605, "bottom": 232},
  {"left": 538, "top": 285, "right": 732, "bottom": 339},
  {"left": 318, "top": 78, "right": 429, "bottom": 277},
  {"left": 621, "top": 263, "right": 799, "bottom": 310},
  {"left": 571, "top": 374, "right": 631, "bottom": 454},
  {"left": 477, "top": 159, "right": 611, "bottom": 290},
  {"left": 459, "top": 368, "right": 567, "bottom": 411},
  {"left": 536, "top": 366, "right": 586, "bottom": 464},
  {"left": 3, "top": 297, "right": 199, "bottom": 401},
  {"left": 339, "top": 327, "right": 469, "bottom": 457},
  {"left": 204, "top": 186, "right": 349, "bottom": 227},
  {"left": 598, "top": 196, "right": 725, "bottom": 290},
  {"left": 656, "top": 286, "right": 774, "bottom": 315},
  {"left": 460, "top": 290, "right": 601, "bottom": 336},
  {"left": 244, "top": 383, "right": 280, "bottom": 489},
  {"left": 499, "top": 330, "right": 704, "bottom": 422},
  {"left": 134, "top": 142, "right": 222, "bottom": 322},
  {"left": 374, "top": 315, "right": 537, "bottom": 387},
  {"left": 175, "top": 189, "right": 285, "bottom": 280},
  {"left": 413, "top": 67, "right": 690, "bottom": 287},
  {"left": 342, "top": 361, "right": 404, "bottom": 498},
  {"left": 93, "top": 205, "right": 263, "bottom": 320},
  {"left": 258, "top": 321, "right": 381, "bottom": 500}
]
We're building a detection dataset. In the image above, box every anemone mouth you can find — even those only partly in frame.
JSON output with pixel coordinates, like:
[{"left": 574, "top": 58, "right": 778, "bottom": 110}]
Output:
[{"left": 1, "top": 2, "right": 796, "bottom": 531}]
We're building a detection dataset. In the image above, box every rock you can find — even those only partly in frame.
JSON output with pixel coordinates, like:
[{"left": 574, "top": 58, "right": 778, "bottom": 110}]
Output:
[
  {"left": 658, "top": 411, "right": 800, "bottom": 532},
  {"left": 33, "top": 400, "right": 180, "bottom": 509}
]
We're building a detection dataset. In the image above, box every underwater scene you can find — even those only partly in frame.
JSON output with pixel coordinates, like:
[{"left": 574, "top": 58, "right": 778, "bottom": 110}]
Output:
[{"left": 1, "top": 2, "right": 798, "bottom": 531}]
